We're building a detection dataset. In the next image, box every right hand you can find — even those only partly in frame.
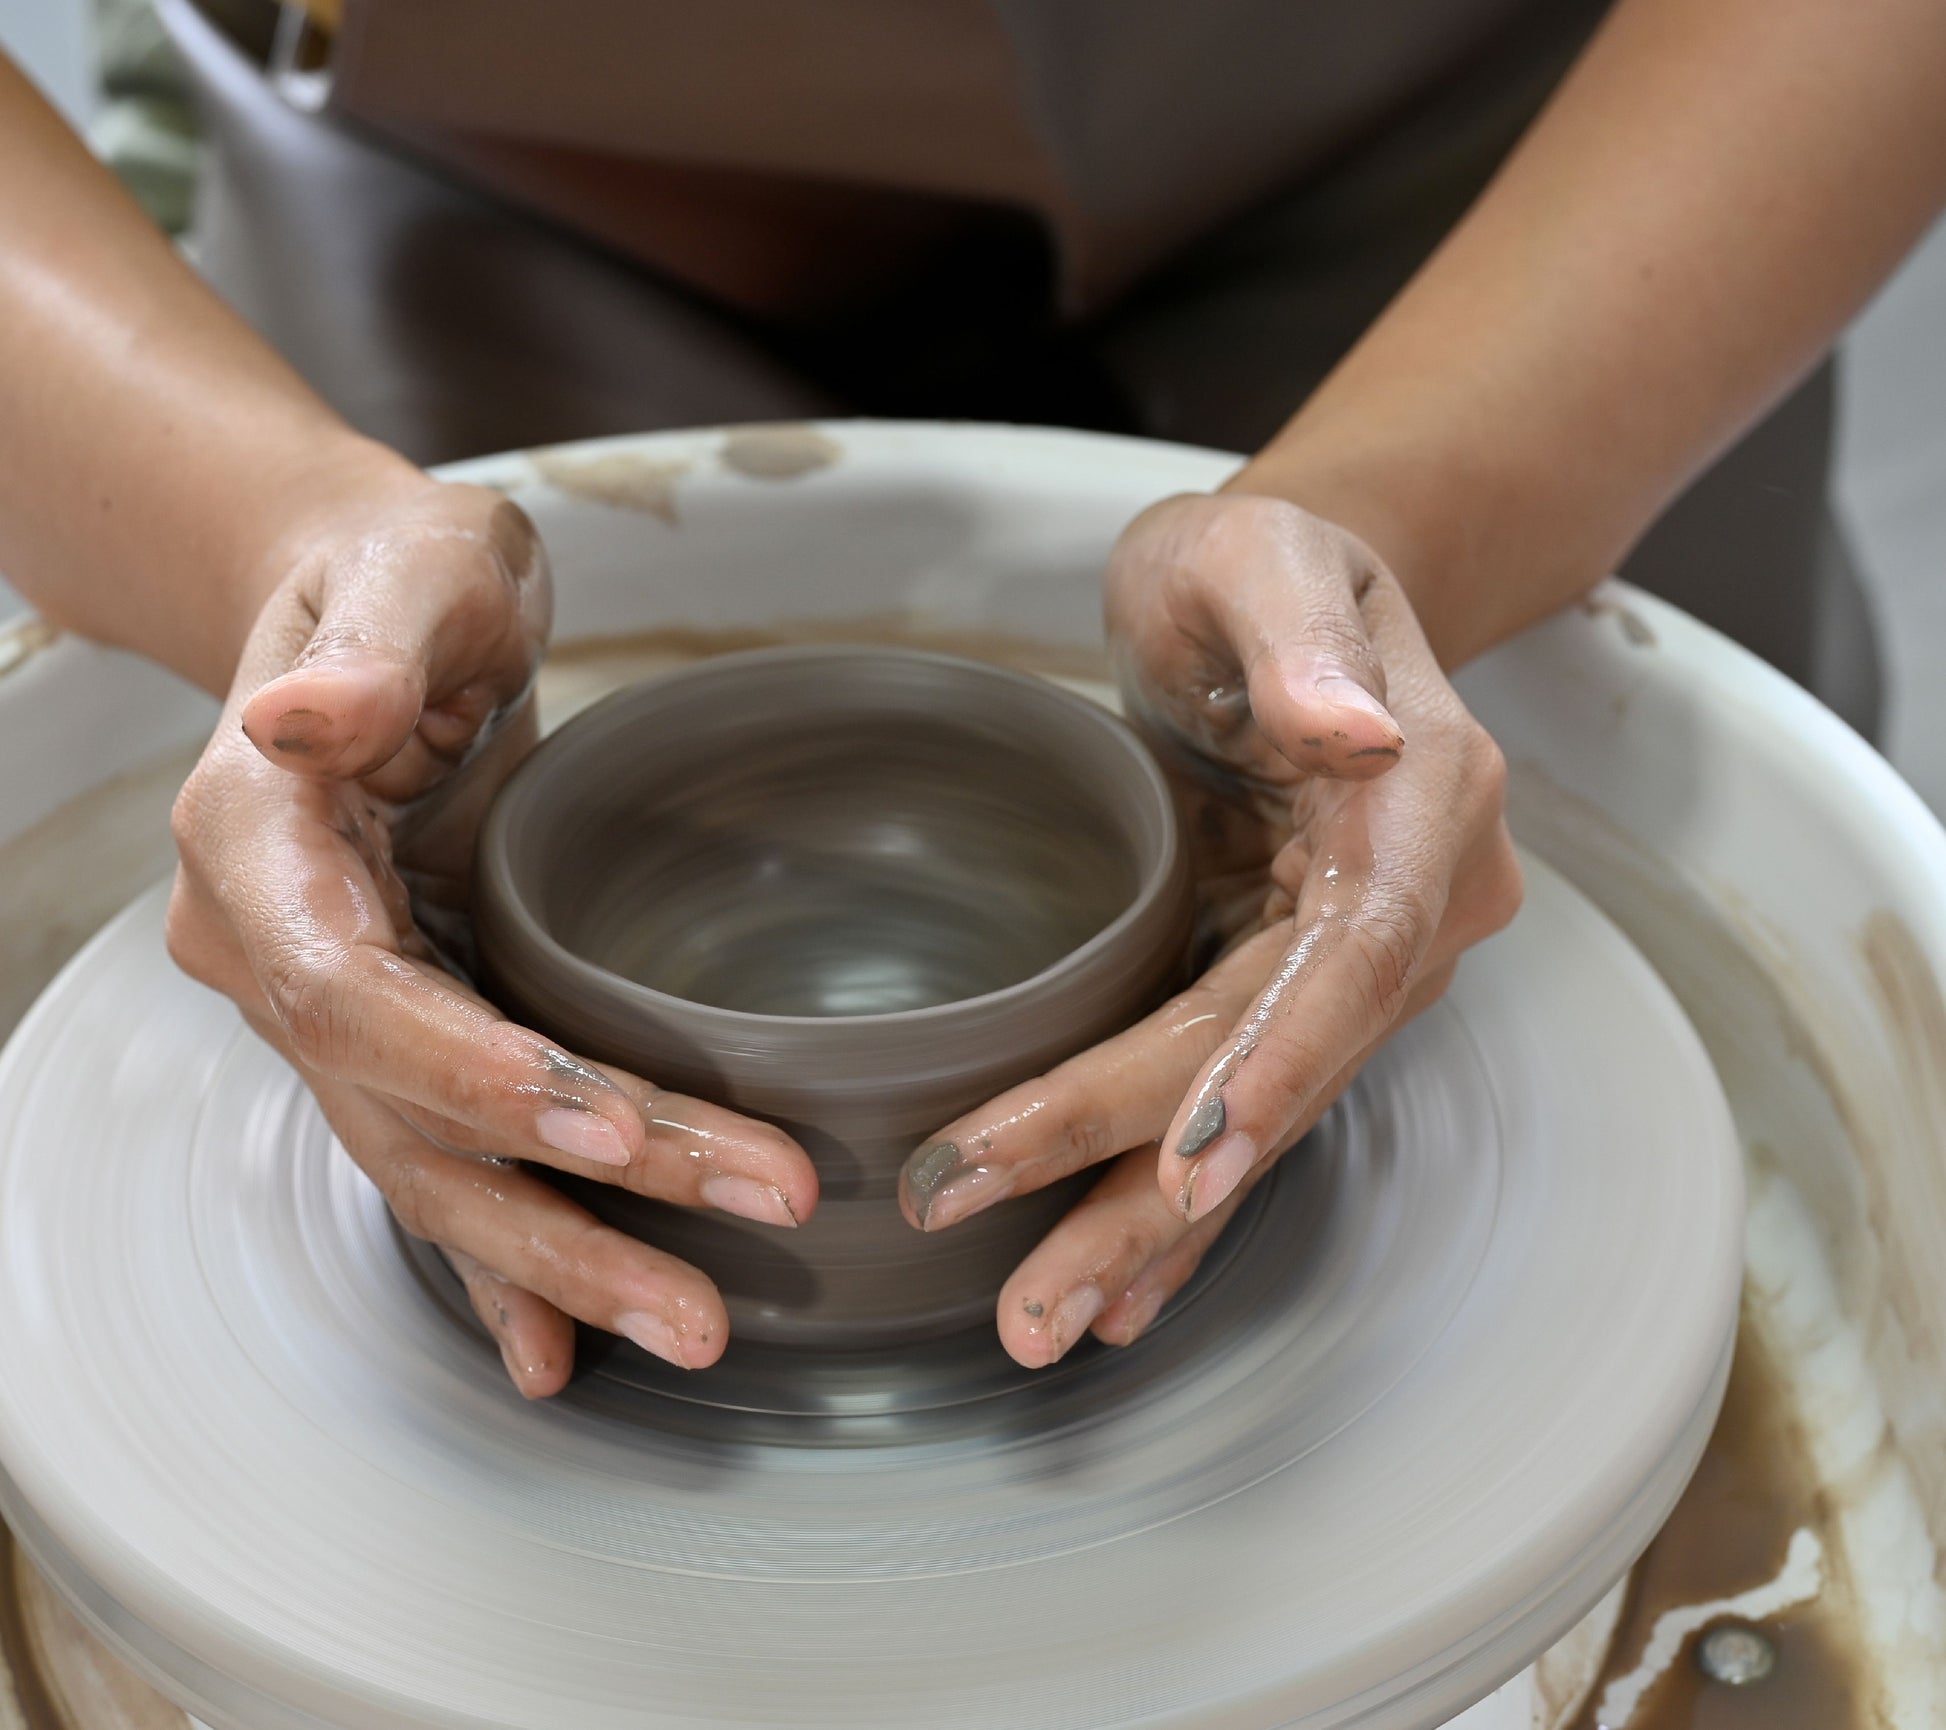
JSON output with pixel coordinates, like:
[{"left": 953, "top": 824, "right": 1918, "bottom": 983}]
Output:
[
  {"left": 899, "top": 492, "right": 1522, "bottom": 1367},
  {"left": 165, "top": 471, "right": 819, "bottom": 1397}
]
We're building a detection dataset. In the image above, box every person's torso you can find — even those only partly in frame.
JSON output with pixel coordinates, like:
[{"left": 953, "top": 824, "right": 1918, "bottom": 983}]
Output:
[{"left": 325, "top": 0, "right": 1549, "bottom": 319}]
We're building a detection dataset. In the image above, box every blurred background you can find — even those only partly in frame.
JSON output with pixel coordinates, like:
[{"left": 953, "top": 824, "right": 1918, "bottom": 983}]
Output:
[{"left": 3, "top": 0, "right": 1944, "bottom": 809}]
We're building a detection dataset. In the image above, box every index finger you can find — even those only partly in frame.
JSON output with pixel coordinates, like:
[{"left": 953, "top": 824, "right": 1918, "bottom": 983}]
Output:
[
  {"left": 176, "top": 768, "right": 808, "bottom": 1187},
  {"left": 1157, "top": 806, "right": 1441, "bottom": 1223},
  {"left": 898, "top": 924, "right": 1289, "bottom": 1231}
]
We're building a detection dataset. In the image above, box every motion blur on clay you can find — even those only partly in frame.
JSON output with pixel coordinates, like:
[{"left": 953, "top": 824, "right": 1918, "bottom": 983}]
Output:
[{"left": 0, "top": 2, "right": 1944, "bottom": 1727}]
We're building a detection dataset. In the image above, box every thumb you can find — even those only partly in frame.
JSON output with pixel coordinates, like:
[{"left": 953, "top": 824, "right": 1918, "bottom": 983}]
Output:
[
  {"left": 241, "top": 648, "right": 428, "bottom": 782},
  {"left": 240, "top": 491, "right": 545, "bottom": 781},
  {"left": 1227, "top": 537, "right": 1405, "bottom": 783}
]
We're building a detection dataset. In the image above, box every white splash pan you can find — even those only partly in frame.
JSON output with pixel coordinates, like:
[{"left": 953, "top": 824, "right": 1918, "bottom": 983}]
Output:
[{"left": 0, "top": 422, "right": 1940, "bottom": 1727}]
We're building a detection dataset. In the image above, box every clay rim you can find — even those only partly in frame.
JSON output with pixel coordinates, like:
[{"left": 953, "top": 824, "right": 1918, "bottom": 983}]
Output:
[{"left": 476, "top": 644, "right": 1191, "bottom": 1043}]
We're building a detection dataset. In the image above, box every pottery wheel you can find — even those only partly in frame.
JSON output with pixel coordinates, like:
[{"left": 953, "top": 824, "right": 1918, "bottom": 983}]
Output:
[{"left": 0, "top": 854, "right": 1740, "bottom": 1730}]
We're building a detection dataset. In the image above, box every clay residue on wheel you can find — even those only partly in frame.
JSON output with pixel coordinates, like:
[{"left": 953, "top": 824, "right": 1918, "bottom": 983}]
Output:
[
  {"left": 1579, "top": 589, "right": 1657, "bottom": 648},
  {"left": 530, "top": 449, "right": 692, "bottom": 523},
  {"left": 719, "top": 424, "right": 842, "bottom": 481},
  {"left": 1511, "top": 764, "right": 1946, "bottom": 1716},
  {"left": 1853, "top": 909, "right": 1946, "bottom": 1523},
  {"left": 1568, "top": 1307, "right": 1872, "bottom": 1729},
  {"left": 0, "top": 618, "right": 59, "bottom": 680},
  {"left": 2, "top": 1523, "right": 189, "bottom": 1728}
]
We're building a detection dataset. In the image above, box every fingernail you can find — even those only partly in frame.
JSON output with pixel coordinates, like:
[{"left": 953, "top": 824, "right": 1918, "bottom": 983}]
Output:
[
  {"left": 701, "top": 1173, "right": 798, "bottom": 1228},
  {"left": 1187, "top": 1131, "right": 1260, "bottom": 1222},
  {"left": 1049, "top": 1283, "right": 1106, "bottom": 1356},
  {"left": 906, "top": 1139, "right": 1015, "bottom": 1229},
  {"left": 615, "top": 1310, "right": 689, "bottom": 1368},
  {"left": 1176, "top": 1095, "right": 1227, "bottom": 1160},
  {"left": 266, "top": 706, "right": 329, "bottom": 756},
  {"left": 923, "top": 1163, "right": 1016, "bottom": 1231},
  {"left": 536, "top": 1106, "right": 632, "bottom": 1167},
  {"left": 1314, "top": 675, "right": 1397, "bottom": 728},
  {"left": 904, "top": 1140, "right": 963, "bottom": 1221},
  {"left": 1119, "top": 1283, "right": 1170, "bottom": 1342}
]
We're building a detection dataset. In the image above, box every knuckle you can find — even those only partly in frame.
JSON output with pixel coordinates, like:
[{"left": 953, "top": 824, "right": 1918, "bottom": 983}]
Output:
[
  {"left": 1469, "top": 727, "right": 1510, "bottom": 806},
  {"left": 262, "top": 951, "right": 350, "bottom": 1068},
  {"left": 451, "top": 1024, "right": 557, "bottom": 1124},
  {"left": 381, "top": 1159, "right": 444, "bottom": 1243},
  {"left": 1350, "top": 901, "right": 1430, "bottom": 1019},
  {"left": 168, "top": 769, "right": 215, "bottom": 858},
  {"left": 1298, "top": 611, "right": 1380, "bottom": 677},
  {"left": 1058, "top": 1107, "right": 1119, "bottom": 1169},
  {"left": 1113, "top": 1211, "right": 1178, "bottom": 1277},
  {"left": 1476, "top": 833, "right": 1527, "bottom": 937},
  {"left": 162, "top": 874, "right": 222, "bottom": 987},
  {"left": 1248, "top": 1023, "right": 1336, "bottom": 1117}
]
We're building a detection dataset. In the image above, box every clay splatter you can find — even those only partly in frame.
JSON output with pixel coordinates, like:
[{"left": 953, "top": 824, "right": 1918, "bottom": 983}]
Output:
[
  {"left": 1580, "top": 591, "right": 1658, "bottom": 649},
  {"left": 531, "top": 450, "right": 692, "bottom": 523},
  {"left": 720, "top": 425, "right": 842, "bottom": 481},
  {"left": 0, "top": 618, "right": 59, "bottom": 681}
]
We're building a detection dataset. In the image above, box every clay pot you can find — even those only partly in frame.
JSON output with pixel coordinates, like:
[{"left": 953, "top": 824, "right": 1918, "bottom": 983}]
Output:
[{"left": 473, "top": 645, "right": 1194, "bottom": 1349}]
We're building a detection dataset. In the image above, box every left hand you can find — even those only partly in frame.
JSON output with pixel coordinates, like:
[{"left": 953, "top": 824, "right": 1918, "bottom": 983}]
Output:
[
  {"left": 897, "top": 492, "right": 1523, "bottom": 1367},
  {"left": 166, "top": 476, "right": 817, "bottom": 1397}
]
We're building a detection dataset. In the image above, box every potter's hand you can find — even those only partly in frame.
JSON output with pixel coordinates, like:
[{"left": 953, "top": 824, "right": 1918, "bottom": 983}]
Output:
[
  {"left": 165, "top": 478, "right": 817, "bottom": 1395},
  {"left": 900, "top": 493, "right": 1521, "bottom": 1367}
]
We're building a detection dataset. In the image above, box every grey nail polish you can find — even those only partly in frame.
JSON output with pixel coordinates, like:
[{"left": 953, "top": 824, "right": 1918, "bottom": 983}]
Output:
[{"left": 1178, "top": 1096, "right": 1227, "bottom": 1160}]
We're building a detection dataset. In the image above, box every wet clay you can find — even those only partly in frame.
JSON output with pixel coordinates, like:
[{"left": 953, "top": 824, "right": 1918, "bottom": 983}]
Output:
[
  {"left": 536, "top": 620, "right": 1114, "bottom": 730},
  {"left": 1569, "top": 1308, "right": 1872, "bottom": 1730},
  {"left": 476, "top": 646, "right": 1194, "bottom": 1349}
]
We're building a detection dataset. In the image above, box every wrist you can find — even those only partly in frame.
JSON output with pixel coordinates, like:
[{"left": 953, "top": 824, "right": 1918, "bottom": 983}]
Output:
[
  {"left": 1221, "top": 436, "right": 1493, "bottom": 670},
  {"left": 1229, "top": 411, "right": 1614, "bottom": 670}
]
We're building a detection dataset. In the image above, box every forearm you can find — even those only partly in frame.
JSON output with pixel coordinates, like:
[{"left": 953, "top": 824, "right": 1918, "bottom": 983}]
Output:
[
  {"left": 0, "top": 54, "right": 419, "bottom": 694},
  {"left": 1235, "top": 0, "right": 1946, "bottom": 667}
]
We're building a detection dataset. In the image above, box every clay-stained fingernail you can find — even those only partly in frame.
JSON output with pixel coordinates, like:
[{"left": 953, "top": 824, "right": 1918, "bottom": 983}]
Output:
[
  {"left": 266, "top": 706, "right": 330, "bottom": 755},
  {"left": 536, "top": 1106, "right": 631, "bottom": 1167},
  {"left": 615, "top": 1310, "right": 689, "bottom": 1368},
  {"left": 922, "top": 1163, "right": 1016, "bottom": 1231},
  {"left": 1048, "top": 1283, "right": 1106, "bottom": 1357},
  {"left": 1313, "top": 675, "right": 1397, "bottom": 730},
  {"left": 1176, "top": 1094, "right": 1227, "bottom": 1161},
  {"left": 904, "top": 1140, "right": 962, "bottom": 1212},
  {"left": 700, "top": 1173, "right": 798, "bottom": 1228},
  {"left": 906, "top": 1139, "right": 1000, "bottom": 1228},
  {"left": 1186, "top": 1131, "right": 1259, "bottom": 1222}
]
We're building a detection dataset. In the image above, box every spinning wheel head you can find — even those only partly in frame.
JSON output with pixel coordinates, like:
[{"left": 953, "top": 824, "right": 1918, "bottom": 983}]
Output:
[{"left": 0, "top": 852, "right": 1740, "bottom": 1729}]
